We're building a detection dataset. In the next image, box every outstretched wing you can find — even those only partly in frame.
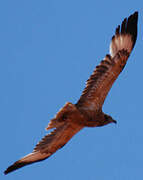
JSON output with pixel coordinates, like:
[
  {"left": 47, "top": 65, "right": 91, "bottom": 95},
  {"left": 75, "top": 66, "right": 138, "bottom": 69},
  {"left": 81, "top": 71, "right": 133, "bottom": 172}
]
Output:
[
  {"left": 4, "top": 122, "right": 83, "bottom": 174},
  {"left": 76, "top": 12, "right": 138, "bottom": 116}
]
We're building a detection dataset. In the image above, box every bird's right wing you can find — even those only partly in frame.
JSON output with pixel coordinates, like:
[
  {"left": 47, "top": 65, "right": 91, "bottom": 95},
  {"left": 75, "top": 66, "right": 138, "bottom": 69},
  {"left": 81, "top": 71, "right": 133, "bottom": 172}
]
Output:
[{"left": 76, "top": 12, "right": 138, "bottom": 117}]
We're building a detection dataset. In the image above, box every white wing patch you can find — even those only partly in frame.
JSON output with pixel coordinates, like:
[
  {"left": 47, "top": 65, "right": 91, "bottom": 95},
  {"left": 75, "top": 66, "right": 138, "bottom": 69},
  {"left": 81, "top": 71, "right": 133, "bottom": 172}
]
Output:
[{"left": 110, "top": 34, "right": 133, "bottom": 57}]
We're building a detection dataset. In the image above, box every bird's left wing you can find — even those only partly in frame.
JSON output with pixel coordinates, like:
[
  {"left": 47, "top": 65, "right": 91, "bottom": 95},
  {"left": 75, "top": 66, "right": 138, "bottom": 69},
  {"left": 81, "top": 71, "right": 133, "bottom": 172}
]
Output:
[
  {"left": 4, "top": 121, "right": 83, "bottom": 174},
  {"left": 76, "top": 12, "right": 138, "bottom": 116}
]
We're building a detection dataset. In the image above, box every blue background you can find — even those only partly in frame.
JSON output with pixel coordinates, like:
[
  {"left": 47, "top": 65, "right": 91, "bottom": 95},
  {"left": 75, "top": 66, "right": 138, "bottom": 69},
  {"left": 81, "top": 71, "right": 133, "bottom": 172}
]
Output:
[{"left": 1, "top": 1, "right": 143, "bottom": 179}]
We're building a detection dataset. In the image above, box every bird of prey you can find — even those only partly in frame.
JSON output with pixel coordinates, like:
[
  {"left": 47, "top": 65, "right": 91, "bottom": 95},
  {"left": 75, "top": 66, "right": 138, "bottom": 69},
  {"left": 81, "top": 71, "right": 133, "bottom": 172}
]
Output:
[{"left": 4, "top": 11, "right": 138, "bottom": 174}]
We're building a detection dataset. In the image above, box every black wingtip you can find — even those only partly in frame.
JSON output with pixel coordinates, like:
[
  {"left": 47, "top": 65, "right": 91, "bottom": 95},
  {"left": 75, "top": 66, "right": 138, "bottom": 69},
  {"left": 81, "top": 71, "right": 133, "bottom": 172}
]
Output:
[
  {"left": 4, "top": 155, "right": 48, "bottom": 175},
  {"left": 4, "top": 161, "right": 29, "bottom": 175},
  {"left": 126, "top": 11, "right": 138, "bottom": 48},
  {"left": 113, "top": 11, "right": 138, "bottom": 49}
]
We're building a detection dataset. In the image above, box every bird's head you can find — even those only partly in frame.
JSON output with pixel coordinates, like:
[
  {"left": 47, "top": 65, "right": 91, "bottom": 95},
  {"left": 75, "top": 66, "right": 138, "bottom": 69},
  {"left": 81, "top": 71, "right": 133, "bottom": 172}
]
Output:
[{"left": 103, "top": 114, "right": 117, "bottom": 126}]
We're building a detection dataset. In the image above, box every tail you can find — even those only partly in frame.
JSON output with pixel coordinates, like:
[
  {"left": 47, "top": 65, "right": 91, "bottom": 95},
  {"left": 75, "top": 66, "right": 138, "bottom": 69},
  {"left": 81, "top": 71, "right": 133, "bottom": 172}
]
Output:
[
  {"left": 4, "top": 151, "right": 50, "bottom": 175},
  {"left": 110, "top": 11, "right": 138, "bottom": 57}
]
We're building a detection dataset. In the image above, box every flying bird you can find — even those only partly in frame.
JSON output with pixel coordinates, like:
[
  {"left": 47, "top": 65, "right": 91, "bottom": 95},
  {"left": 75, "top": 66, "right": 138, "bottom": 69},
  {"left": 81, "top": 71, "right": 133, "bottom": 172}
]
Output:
[{"left": 4, "top": 11, "right": 138, "bottom": 174}]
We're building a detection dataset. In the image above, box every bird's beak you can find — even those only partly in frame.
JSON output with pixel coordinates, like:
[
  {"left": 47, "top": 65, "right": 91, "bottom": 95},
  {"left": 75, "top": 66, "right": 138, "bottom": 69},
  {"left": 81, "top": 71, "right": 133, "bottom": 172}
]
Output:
[{"left": 112, "top": 119, "right": 117, "bottom": 124}]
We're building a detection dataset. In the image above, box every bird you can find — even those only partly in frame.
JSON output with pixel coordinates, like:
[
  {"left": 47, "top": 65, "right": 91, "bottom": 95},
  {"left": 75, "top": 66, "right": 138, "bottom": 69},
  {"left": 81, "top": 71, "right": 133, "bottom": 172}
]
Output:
[{"left": 4, "top": 11, "right": 138, "bottom": 175}]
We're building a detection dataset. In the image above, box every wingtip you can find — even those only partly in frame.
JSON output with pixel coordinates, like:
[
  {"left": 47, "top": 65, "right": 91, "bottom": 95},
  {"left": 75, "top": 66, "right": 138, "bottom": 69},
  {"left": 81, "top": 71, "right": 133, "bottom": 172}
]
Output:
[
  {"left": 4, "top": 161, "right": 28, "bottom": 175},
  {"left": 134, "top": 11, "right": 138, "bottom": 17},
  {"left": 121, "top": 11, "right": 138, "bottom": 43},
  {"left": 110, "top": 11, "right": 138, "bottom": 57},
  {"left": 4, "top": 151, "right": 50, "bottom": 174},
  {"left": 126, "top": 11, "right": 138, "bottom": 48}
]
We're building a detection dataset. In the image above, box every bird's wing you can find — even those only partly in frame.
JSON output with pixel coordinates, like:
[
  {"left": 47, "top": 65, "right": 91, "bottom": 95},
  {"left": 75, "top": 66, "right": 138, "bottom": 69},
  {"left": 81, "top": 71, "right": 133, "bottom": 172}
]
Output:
[
  {"left": 4, "top": 121, "right": 83, "bottom": 174},
  {"left": 76, "top": 12, "right": 138, "bottom": 116}
]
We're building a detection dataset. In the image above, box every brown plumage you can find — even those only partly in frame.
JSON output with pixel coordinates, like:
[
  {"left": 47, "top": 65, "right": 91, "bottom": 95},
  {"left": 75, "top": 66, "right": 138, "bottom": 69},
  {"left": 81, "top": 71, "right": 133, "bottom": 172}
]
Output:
[{"left": 4, "top": 12, "right": 138, "bottom": 175}]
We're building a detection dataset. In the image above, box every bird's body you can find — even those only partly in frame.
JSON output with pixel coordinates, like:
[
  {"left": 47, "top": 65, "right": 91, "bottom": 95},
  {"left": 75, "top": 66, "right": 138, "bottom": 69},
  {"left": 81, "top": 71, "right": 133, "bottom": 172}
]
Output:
[{"left": 4, "top": 11, "right": 138, "bottom": 175}]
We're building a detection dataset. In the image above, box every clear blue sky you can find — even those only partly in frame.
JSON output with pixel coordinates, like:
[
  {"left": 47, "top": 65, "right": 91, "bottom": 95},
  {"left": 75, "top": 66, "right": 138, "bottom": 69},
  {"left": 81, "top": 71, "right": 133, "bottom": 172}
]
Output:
[{"left": 1, "top": 1, "right": 143, "bottom": 179}]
